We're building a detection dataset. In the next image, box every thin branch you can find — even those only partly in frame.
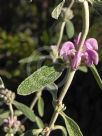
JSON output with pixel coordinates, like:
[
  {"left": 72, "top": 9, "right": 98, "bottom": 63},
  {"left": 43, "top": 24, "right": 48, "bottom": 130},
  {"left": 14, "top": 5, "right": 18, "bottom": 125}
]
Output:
[
  {"left": 22, "top": 91, "right": 42, "bottom": 123},
  {"left": 68, "top": 0, "right": 75, "bottom": 9},
  {"left": 57, "top": 0, "right": 75, "bottom": 50},
  {"left": 45, "top": 1, "right": 89, "bottom": 135},
  {"left": 57, "top": 21, "right": 66, "bottom": 49},
  {"left": 78, "top": 0, "right": 89, "bottom": 51},
  {"left": 9, "top": 104, "right": 14, "bottom": 119},
  {"left": 45, "top": 69, "right": 75, "bottom": 136},
  {"left": 30, "top": 91, "right": 42, "bottom": 109}
]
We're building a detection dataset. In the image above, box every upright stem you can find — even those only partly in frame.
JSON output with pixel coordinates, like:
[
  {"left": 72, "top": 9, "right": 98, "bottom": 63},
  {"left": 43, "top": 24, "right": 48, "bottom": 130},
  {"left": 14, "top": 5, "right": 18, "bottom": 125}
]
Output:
[
  {"left": 78, "top": 0, "right": 89, "bottom": 51},
  {"left": 57, "top": 0, "right": 75, "bottom": 49},
  {"left": 67, "top": 0, "right": 74, "bottom": 9},
  {"left": 45, "top": 1, "right": 89, "bottom": 136},
  {"left": 57, "top": 21, "right": 66, "bottom": 49},
  {"left": 8, "top": 104, "right": 14, "bottom": 136},
  {"left": 58, "top": 69, "right": 75, "bottom": 103},
  {"left": 46, "top": 69, "right": 75, "bottom": 136},
  {"left": 9, "top": 104, "right": 14, "bottom": 119}
]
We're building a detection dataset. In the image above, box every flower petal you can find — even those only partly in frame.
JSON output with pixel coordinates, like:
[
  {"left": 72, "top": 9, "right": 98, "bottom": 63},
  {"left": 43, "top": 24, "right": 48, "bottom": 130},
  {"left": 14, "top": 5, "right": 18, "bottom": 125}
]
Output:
[
  {"left": 71, "top": 51, "right": 82, "bottom": 70},
  {"left": 60, "top": 41, "right": 75, "bottom": 60},
  {"left": 85, "top": 38, "right": 98, "bottom": 50},
  {"left": 82, "top": 49, "right": 99, "bottom": 66},
  {"left": 74, "top": 32, "right": 82, "bottom": 47}
]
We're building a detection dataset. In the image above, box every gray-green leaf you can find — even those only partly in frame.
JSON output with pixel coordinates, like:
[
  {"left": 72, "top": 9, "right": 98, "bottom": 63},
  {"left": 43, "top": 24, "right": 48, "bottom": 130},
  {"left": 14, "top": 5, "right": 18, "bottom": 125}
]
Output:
[
  {"left": 90, "top": 65, "right": 102, "bottom": 89},
  {"left": 60, "top": 112, "right": 83, "bottom": 136},
  {"left": 51, "top": 0, "right": 65, "bottom": 19},
  {"left": 0, "top": 111, "right": 10, "bottom": 126},
  {"left": 0, "top": 110, "right": 22, "bottom": 119},
  {"left": 65, "top": 20, "right": 74, "bottom": 39},
  {"left": 36, "top": 116, "right": 44, "bottom": 129},
  {"left": 17, "top": 66, "right": 62, "bottom": 95},
  {"left": 13, "top": 100, "right": 36, "bottom": 122},
  {"left": 37, "top": 97, "right": 44, "bottom": 117},
  {"left": 78, "top": 66, "right": 88, "bottom": 73}
]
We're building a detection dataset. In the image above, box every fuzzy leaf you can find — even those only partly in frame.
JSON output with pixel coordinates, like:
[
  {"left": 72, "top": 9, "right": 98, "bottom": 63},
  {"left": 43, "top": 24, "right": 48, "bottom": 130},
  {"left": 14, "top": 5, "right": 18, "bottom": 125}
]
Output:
[
  {"left": 13, "top": 101, "right": 36, "bottom": 122},
  {"left": 90, "top": 65, "right": 102, "bottom": 89},
  {"left": 37, "top": 97, "right": 44, "bottom": 117},
  {"left": 36, "top": 116, "right": 44, "bottom": 129},
  {"left": 0, "top": 111, "right": 10, "bottom": 119},
  {"left": 0, "top": 111, "right": 10, "bottom": 126},
  {"left": 17, "top": 66, "right": 62, "bottom": 95},
  {"left": 66, "top": 20, "right": 74, "bottom": 39},
  {"left": 60, "top": 112, "right": 83, "bottom": 136},
  {"left": 0, "top": 110, "right": 22, "bottom": 119},
  {"left": 51, "top": 0, "right": 65, "bottom": 19}
]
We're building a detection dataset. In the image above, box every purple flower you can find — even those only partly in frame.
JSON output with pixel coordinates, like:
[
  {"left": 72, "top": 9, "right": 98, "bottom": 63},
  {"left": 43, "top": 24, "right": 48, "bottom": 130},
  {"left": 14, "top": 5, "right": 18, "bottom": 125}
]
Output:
[
  {"left": 60, "top": 41, "right": 75, "bottom": 60},
  {"left": 82, "top": 49, "right": 99, "bottom": 66},
  {"left": 82, "top": 37, "right": 99, "bottom": 66},
  {"left": 3, "top": 116, "right": 21, "bottom": 132},
  {"left": 60, "top": 33, "right": 99, "bottom": 70}
]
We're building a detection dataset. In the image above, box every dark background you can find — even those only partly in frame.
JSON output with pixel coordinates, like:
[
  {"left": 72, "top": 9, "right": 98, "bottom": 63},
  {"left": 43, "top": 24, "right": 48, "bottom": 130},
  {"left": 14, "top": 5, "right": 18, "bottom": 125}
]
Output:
[{"left": 0, "top": 0, "right": 102, "bottom": 136}]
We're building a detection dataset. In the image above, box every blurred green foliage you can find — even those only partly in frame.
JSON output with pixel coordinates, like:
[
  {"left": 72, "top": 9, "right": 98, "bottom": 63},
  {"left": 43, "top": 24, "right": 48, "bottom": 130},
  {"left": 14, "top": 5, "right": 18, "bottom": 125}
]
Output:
[
  {"left": 0, "top": 0, "right": 41, "bottom": 81},
  {"left": 0, "top": 30, "right": 37, "bottom": 79}
]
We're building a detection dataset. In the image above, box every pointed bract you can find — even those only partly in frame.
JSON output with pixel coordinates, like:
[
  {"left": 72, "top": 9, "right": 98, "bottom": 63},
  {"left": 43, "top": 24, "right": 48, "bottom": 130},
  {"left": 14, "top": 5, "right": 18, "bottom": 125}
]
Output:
[{"left": 71, "top": 51, "right": 82, "bottom": 70}]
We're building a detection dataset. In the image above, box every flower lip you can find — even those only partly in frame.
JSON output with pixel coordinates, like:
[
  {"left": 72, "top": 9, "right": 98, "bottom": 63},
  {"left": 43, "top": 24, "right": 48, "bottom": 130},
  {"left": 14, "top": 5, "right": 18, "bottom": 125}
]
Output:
[
  {"left": 60, "top": 41, "right": 75, "bottom": 60},
  {"left": 83, "top": 49, "right": 99, "bottom": 66},
  {"left": 84, "top": 38, "right": 98, "bottom": 51}
]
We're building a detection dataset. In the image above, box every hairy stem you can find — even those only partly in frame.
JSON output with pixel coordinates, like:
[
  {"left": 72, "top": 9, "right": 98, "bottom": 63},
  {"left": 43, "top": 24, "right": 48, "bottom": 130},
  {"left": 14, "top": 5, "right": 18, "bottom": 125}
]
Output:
[
  {"left": 46, "top": 69, "right": 75, "bottom": 136},
  {"left": 57, "top": 21, "right": 66, "bottom": 49},
  {"left": 57, "top": 0, "right": 75, "bottom": 49},
  {"left": 58, "top": 69, "right": 75, "bottom": 103},
  {"left": 45, "top": 1, "right": 89, "bottom": 135},
  {"left": 9, "top": 104, "right": 14, "bottom": 119},
  {"left": 78, "top": 0, "right": 89, "bottom": 51},
  {"left": 8, "top": 104, "right": 14, "bottom": 136}
]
